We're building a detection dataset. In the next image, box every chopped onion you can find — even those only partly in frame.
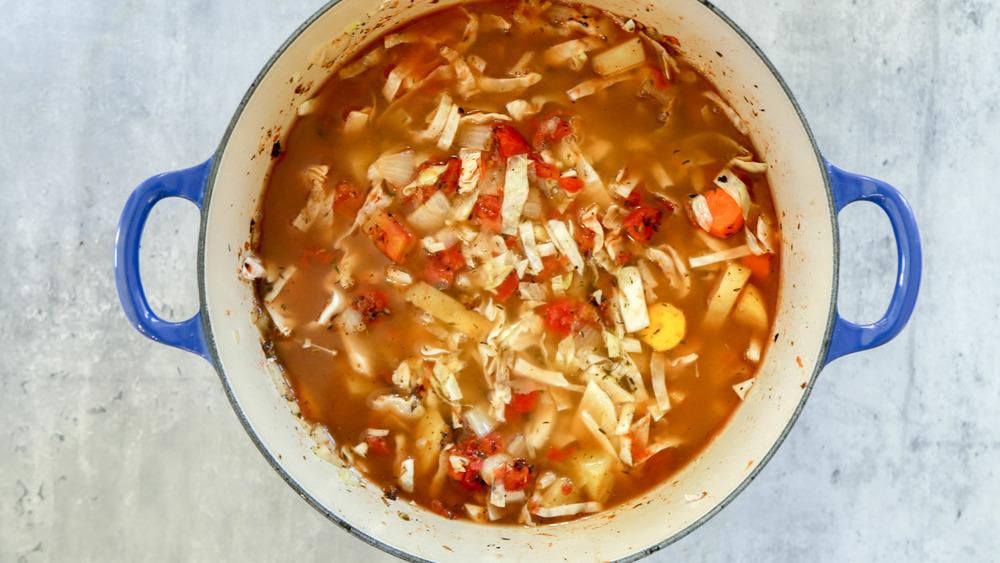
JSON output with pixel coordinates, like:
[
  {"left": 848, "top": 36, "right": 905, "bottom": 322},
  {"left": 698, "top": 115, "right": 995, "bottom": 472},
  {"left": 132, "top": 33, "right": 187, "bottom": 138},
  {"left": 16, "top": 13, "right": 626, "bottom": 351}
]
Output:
[
  {"left": 406, "top": 190, "right": 451, "bottom": 233},
  {"left": 385, "top": 265, "right": 413, "bottom": 287},
  {"left": 239, "top": 250, "right": 265, "bottom": 280},
  {"left": 343, "top": 108, "right": 371, "bottom": 135},
  {"left": 316, "top": 287, "right": 347, "bottom": 324},
  {"left": 339, "top": 47, "right": 384, "bottom": 79},
  {"left": 688, "top": 244, "right": 752, "bottom": 269},
  {"left": 264, "top": 266, "right": 297, "bottom": 303},
  {"left": 375, "top": 150, "right": 416, "bottom": 190},
  {"left": 730, "top": 157, "right": 768, "bottom": 174},
  {"left": 531, "top": 502, "right": 602, "bottom": 518},
  {"left": 398, "top": 458, "right": 415, "bottom": 492},
  {"left": 457, "top": 124, "right": 493, "bottom": 150},
  {"left": 465, "top": 406, "right": 498, "bottom": 438},
  {"left": 690, "top": 194, "right": 713, "bottom": 232},
  {"left": 336, "top": 306, "right": 365, "bottom": 334}
]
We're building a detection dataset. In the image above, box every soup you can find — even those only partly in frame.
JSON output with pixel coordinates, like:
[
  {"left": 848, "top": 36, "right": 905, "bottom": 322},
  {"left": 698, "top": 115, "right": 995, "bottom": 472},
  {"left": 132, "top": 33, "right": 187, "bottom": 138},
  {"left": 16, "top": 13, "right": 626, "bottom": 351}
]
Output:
[{"left": 244, "top": 0, "right": 779, "bottom": 525}]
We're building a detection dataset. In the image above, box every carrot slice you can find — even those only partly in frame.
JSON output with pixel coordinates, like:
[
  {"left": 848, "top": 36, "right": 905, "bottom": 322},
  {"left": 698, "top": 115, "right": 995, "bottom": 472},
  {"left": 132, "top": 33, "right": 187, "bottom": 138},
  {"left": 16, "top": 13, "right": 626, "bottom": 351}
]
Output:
[
  {"left": 703, "top": 188, "right": 744, "bottom": 238},
  {"left": 741, "top": 253, "right": 773, "bottom": 282}
]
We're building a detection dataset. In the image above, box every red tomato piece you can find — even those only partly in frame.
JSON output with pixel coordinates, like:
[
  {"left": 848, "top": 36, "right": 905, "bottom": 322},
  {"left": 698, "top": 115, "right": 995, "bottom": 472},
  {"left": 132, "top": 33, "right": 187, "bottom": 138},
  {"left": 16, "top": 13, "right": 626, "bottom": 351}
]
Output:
[
  {"left": 504, "top": 391, "right": 538, "bottom": 421},
  {"left": 532, "top": 160, "right": 560, "bottom": 179},
  {"left": 551, "top": 120, "right": 574, "bottom": 142},
  {"left": 472, "top": 194, "right": 503, "bottom": 231},
  {"left": 558, "top": 176, "right": 584, "bottom": 194},
  {"left": 623, "top": 205, "right": 663, "bottom": 244},
  {"left": 492, "top": 123, "right": 532, "bottom": 159},
  {"left": 352, "top": 289, "right": 390, "bottom": 322},
  {"left": 436, "top": 157, "right": 462, "bottom": 194},
  {"left": 543, "top": 299, "right": 590, "bottom": 337},
  {"left": 365, "top": 434, "right": 391, "bottom": 456},
  {"left": 573, "top": 225, "right": 596, "bottom": 256},
  {"left": 502, "top": 459, "right": 533, "bottom": 491},
  {"left": 431, "top": 500, "right": 458, "bottom": 520},
  {"left": 424, "top": 246, "right": 466, "bottom": 289},
  {"left": 333, "top": 181, "right": 363, "bottom": 218},
  {"left": 492, "top": 273, "right": 519, "bottom": 302},
  {"left": 623, "top": 190, "right": 641, "bottom": 208},
  {"left": 366, "top": 210, "right": 415, "bottom": 262}
]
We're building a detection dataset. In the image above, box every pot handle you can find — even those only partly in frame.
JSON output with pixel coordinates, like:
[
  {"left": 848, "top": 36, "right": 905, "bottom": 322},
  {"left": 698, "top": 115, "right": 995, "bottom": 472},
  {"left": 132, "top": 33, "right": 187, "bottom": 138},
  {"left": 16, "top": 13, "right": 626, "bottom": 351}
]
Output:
[
  {"left": 824, "top": 162, "right": 921, "bottom": 365},
  {"left": 114, "top": 158, "right": 214, "bottom": 363}
]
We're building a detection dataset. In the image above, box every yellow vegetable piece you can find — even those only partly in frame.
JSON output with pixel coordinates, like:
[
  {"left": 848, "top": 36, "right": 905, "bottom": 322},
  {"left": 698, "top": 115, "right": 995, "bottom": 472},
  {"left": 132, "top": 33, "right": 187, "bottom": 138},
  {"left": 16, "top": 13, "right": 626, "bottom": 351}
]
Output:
[
  {"left": 733, "top": 283, "right": 768, "bottom": 330},
  {"left": 638, "top": 303, "right": 686, "bottom": 352},
  {"left": 703, "top": 262, "right": 752, "bottom": 329}
]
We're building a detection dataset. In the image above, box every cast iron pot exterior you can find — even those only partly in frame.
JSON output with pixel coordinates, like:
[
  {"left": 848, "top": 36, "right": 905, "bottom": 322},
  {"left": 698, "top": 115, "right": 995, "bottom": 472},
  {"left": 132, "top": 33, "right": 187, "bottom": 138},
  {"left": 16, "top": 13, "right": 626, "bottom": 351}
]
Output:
[{"left": 115, "top": 0, "right": 921, "bottom": 560}]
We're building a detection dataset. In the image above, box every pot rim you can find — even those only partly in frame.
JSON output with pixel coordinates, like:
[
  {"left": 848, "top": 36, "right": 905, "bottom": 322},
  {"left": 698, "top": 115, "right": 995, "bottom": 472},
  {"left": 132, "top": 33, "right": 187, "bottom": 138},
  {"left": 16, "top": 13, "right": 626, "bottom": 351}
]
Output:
[{"left": 196, "top": 1, "right": 839, "bottom": 560}]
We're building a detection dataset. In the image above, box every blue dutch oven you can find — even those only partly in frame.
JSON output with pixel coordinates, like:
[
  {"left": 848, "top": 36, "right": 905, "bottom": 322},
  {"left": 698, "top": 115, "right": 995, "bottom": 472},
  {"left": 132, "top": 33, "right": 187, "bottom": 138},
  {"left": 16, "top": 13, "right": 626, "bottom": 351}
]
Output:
[{"left": 114, "top": 0, "right": 920, "bottom": 560}]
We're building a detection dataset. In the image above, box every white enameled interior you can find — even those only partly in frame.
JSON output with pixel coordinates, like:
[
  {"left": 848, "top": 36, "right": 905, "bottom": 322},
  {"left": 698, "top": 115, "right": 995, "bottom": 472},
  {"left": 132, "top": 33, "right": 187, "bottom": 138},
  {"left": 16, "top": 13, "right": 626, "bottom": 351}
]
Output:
[{"left": 200, "top": 0, "right": 837, "bottom": 560}]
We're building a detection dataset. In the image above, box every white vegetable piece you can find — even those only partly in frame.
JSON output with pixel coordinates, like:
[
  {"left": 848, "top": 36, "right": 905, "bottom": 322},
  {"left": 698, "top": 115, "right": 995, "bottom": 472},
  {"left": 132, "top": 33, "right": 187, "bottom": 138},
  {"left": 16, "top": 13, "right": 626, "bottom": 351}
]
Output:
[
  {"left": 688, "top": 244, "right": 752, "bottom": 269},
  {"left": 512, "top": 357, "right": 571, "bottom": 387},
  {"left": 545, "top": 220, "right": 585, "bottom": 273},
  {"left": 592, "top": 37, "right": 646, "bottom": 76},
  {"left": 500, "top": 154, "right": 530, "bottom": 235},
  {"left": 733, "top": 378, "right": 755, "bottom": 400},
  {"left": 615, "top": 266, "right": 650, "bottom": 333},
  {"left": 398, "top": 458, "right": 415, "bottom": 492}
]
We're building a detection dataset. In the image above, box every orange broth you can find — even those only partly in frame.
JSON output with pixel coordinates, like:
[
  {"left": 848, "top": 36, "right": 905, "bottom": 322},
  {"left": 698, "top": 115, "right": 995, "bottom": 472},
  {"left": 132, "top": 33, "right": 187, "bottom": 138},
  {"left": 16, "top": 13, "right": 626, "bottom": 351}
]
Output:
[{"left": 248, "top": 0, "right": 779, "bottom": 524}]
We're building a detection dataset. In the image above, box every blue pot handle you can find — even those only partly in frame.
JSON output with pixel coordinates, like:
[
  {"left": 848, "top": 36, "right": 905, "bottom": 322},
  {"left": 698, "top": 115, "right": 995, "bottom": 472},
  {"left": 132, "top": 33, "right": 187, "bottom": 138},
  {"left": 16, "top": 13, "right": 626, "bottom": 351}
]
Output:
[
  {"left": 824, "top": 161, "right": 921, "bottom": 365},
  {"left": 114, "top": 158, "right": 214, "bottom": 363}
]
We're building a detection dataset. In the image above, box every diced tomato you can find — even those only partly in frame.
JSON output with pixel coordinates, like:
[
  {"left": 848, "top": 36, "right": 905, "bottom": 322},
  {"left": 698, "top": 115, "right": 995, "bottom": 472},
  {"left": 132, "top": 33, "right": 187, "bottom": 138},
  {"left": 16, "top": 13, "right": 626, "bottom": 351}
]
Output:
[
  {"left": 561, "top": 481, "right": 575, "bottom": 495},
  {"left": 431, "top": 500, "right": 458, "bottom": 520},
  {"left": 475, "top": 432, "right": 504, "bottom": 456},
  {"left": 612, "top": 249, "right": 633, "bottom": 266},
  {"left": 424, "top": 245, "right": 466, "bottom": 289},
  {"left": 472, "top": 194, "right": 503, "bottom": 231},
  {"left": 623, "top": 205, "right": 663, "bottom": 244},
  {"left": 492, "top": 273, "right": 519, "bottom": 302},
  {"left": 352, "top": 289, "right": 390, "bottom": 322},
  {"left": 532, "top": 160, "right": 560, "bottom": 179},
  {"left": 623, "top": 190, "right": 641, "bottom": 208},
  {"left": 365, "top": 210, "right": 415, "bottom": 262},
  {"left": 492, "top": 123, "right": 532, "bottom": 159},
  {"left": 546, "top": 444, "right": 579, "bottom": 463},
  {"left": 504, "top": 391, "right": 538, "bottom": 420},
  {"left": 435, "top": 157, "right": 462, "bottom": 195},
  {"left": 542, "top": 299, "right": 589, "bottom": 337},
  {"left": 365, "top": 434, "right": 391, "bottom": 456},
  {"left": 574, "top": 226, "right": 596, "bottom": 256},
  {"left": 501, "top": 459, "right": 533, "bottom": 491},
  {"left": 557, "top": 176, "right": 584, "bottom": 194},
  {"left": 333, "top": 181, "right": 363, "bottom": 218},
  {"left": 741, "top": 252, "right": 773, "bottom": 283},
  {"left": 551, "top": 120, "right": 574, "bottom": 142}
]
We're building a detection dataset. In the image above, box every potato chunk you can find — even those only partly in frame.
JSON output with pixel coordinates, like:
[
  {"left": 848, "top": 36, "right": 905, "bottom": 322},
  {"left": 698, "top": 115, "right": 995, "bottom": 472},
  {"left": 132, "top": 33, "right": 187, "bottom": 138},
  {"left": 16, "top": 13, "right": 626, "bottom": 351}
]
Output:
[
  {"left": 733, "top": 283, "right": 768, "bottom": 330},
  {"left": 638, "top": 303, "right": 686, "bottom": 352}
]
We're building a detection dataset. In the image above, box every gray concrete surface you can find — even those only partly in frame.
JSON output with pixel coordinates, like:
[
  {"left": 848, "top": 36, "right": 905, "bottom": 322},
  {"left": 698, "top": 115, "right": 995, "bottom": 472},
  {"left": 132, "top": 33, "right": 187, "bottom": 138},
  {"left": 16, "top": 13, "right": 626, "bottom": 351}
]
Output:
[{"left": 0, "top": 0, "right": 989, "bottom": 561}]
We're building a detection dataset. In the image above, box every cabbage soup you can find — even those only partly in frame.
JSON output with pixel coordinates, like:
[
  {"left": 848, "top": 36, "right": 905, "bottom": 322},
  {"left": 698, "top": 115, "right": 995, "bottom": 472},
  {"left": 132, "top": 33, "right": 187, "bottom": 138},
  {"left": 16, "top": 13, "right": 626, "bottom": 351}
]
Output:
[{"left": 243, "top": 0, "right": 780, "bottom": 525}]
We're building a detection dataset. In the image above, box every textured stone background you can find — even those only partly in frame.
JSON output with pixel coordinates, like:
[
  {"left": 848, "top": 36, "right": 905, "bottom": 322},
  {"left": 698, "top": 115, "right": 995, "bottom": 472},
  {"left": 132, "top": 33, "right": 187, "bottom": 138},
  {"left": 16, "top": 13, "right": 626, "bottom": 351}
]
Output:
[{"left": 0, "top": 0, "right": 989, "bottom": 561}]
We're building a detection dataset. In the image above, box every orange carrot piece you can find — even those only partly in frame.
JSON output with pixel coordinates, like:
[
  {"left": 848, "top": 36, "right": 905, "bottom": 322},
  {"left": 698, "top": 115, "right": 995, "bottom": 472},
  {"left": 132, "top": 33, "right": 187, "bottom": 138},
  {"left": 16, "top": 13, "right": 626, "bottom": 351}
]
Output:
[
  {"left": 703, "top": 188, "right": 744, "bottom": 238},
  {"left": 741, "top": 253, "right": 773, "bottom": 283}
]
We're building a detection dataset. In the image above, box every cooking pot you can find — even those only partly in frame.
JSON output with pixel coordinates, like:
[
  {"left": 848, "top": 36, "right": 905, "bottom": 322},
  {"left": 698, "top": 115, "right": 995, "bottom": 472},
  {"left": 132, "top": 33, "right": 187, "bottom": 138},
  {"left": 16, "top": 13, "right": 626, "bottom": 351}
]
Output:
[{"left": 114, "top": 0, "right": 921, "bottom": 560}]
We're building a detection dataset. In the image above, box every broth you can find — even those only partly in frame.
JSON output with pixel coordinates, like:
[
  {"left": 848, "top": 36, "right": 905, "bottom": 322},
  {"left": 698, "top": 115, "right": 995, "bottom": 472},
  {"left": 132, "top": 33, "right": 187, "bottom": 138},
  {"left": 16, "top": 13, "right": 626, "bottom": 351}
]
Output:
[{"left": 247, "top": 0, "right": 779, "bottom": 525}]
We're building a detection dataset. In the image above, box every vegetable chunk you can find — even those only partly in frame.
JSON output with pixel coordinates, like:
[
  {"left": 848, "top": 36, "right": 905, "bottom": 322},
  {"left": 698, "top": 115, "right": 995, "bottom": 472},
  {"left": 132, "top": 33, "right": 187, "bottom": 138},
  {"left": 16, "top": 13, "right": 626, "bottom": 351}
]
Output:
[{"left": 638, "top": 303, "right": 686, "bottom": 352}]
